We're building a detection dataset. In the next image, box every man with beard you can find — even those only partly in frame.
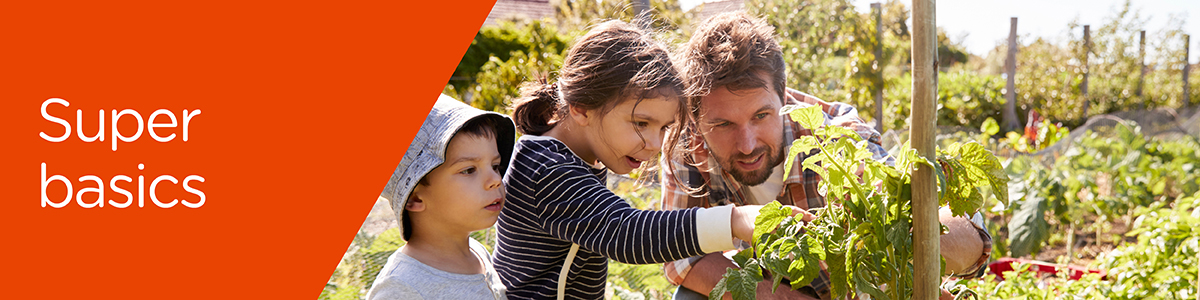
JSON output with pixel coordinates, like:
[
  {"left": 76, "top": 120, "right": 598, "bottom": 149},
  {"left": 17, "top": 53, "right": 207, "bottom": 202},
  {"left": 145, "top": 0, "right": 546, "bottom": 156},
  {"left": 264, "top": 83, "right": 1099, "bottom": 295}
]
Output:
[{"left": 660, "top": 12, "right": 992, "bottom": 300}]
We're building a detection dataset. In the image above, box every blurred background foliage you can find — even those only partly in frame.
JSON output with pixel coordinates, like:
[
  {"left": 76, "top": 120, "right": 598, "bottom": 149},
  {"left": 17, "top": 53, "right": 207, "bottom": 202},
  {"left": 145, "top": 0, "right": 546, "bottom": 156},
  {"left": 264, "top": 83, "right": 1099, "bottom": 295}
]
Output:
[{"left": 447, "top": 0, "right": 1196, "bottom": 135}]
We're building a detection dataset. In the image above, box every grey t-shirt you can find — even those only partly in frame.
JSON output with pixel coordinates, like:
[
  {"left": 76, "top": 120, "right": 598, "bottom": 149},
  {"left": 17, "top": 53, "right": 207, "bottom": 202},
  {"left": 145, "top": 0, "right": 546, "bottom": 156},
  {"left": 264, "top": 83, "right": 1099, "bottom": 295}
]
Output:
[{"left": 366, "top": 239, "right": 506, "bottom": 300}]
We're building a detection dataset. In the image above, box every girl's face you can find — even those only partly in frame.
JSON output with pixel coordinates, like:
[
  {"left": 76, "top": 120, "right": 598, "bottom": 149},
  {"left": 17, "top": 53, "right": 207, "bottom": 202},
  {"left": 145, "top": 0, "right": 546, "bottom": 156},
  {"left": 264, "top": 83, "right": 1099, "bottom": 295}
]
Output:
[{"left": 583, "top": 94, "right": 679, "bottom": 175}]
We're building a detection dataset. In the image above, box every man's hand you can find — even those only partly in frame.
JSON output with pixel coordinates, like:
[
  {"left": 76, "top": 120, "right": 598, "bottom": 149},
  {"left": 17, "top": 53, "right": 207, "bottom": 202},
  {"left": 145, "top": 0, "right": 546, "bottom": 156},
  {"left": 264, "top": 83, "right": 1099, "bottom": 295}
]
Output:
[{"left": 731, "top": 205, "right": 815, "bottom": 243}]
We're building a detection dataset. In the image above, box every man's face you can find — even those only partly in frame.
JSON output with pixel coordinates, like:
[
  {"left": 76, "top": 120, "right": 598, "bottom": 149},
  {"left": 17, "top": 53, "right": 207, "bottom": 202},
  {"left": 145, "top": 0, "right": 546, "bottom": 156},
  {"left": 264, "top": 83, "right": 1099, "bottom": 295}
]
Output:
[{"left": 697, "top": 81, "right": 786, "bottom": 186}]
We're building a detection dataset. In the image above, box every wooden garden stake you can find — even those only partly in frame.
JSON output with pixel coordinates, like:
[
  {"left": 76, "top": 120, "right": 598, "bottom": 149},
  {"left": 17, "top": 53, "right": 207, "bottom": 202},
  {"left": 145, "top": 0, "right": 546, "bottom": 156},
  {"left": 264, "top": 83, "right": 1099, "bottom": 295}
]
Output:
[
  {"left": 1003, "top": 17, "right": 1020, "bottom": 132},
  {"left": 911, "top": 0, "right": 940, "bottom": 298},
  {"left": 1139, "top": 30, "right": 1146, "bottom": 110},
  {"left": 873, "top": 2, "right": 884, "bottom": 134},
  {"left": 1082, "top": 25, "right": 1091, "bottom": 118},
  {"left": 1184, "top": 34, "right": 1190, "bottom": 109}
]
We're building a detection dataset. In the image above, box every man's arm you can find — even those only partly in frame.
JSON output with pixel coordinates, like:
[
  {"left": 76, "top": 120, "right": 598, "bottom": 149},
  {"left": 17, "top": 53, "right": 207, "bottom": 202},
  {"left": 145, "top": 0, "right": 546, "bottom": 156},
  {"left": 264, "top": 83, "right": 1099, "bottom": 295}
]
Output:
[
  {"left": 940, "top": 208, "right": 989, "bottom": 275},
  {"left": 677, "top": 252, "right": 737, "bottom": 297}
]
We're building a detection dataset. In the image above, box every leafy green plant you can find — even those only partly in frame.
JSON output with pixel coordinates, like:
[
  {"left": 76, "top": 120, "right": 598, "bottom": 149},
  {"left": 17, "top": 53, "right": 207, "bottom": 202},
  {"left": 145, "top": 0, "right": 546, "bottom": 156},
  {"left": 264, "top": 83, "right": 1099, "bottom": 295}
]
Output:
[
  {"left": 962, "top": 263, "right": 1112, "bottom": 299},
  {"left": 1003, "top": 121, "right": 1200, "bottom": 258},
  {"left": 710, "top": 105, "right": 1009, "bottom": 300},
  {"left": 967, "top": 191, "right": 1200, "bottom": 300},
  {"left": 444, "top": 20, "right": 574, "bottom": 113},
  {"left": 1099, "top": 191, "right": 1200, "bottom": 299}
]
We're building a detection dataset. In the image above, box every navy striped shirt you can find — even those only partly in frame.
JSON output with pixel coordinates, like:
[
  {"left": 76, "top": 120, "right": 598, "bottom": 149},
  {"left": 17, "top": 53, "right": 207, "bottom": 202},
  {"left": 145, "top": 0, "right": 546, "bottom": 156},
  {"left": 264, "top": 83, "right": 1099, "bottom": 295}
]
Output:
[{"left": 493, "top": 136, "right": 721, "bottom": 300}]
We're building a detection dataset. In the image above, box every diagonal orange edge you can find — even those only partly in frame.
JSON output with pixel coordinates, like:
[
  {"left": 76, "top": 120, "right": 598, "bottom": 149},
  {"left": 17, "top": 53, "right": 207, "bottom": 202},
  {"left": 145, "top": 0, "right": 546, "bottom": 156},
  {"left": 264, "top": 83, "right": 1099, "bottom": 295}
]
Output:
[{"left": 0, "top": 0, "right": 497, "bottom": 299}]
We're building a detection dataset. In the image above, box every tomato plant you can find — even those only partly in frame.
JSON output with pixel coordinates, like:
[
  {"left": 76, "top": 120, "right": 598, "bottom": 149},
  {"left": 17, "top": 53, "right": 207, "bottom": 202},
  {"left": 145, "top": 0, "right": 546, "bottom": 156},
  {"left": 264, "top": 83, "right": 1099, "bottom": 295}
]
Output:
[{"left": 710, "top": 105, "right": 1009, "bottom": 300}]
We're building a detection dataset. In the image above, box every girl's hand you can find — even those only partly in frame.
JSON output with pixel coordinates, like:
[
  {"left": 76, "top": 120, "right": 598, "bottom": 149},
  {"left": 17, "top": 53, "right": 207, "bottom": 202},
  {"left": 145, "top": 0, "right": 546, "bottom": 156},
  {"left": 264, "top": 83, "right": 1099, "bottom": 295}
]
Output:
[{"left": 731, "top": 204, "right": 813, "bottom": 242}]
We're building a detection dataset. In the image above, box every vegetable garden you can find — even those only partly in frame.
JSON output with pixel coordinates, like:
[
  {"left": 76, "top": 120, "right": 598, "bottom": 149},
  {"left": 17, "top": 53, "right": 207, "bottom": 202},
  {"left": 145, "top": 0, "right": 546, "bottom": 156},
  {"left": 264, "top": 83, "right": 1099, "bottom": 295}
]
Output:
[{"left": 324, "top": 0, "right": 1200, "bottom": 299}]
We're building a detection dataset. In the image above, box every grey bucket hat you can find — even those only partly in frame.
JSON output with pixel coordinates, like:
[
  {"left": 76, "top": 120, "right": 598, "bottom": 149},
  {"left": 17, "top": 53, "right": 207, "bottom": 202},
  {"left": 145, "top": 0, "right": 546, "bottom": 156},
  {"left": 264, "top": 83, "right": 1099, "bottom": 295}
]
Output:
[{"left": 380, "top": 94, "right": 516, "bottom": 241}]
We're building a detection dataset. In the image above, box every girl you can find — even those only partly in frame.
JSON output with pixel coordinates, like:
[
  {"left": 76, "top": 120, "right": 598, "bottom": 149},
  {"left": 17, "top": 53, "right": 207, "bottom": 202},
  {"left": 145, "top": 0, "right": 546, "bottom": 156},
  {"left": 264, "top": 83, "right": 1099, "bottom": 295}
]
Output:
[{"left": 492, "top": 20, "right": 802, "bottom": 300}]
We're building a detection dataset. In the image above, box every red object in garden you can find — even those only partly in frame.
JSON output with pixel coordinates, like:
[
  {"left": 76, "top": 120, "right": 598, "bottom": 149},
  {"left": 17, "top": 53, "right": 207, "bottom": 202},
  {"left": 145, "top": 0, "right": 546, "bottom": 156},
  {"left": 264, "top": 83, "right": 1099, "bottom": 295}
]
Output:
[
  {"left": 1024, "top": 110, "right": 1043, "bottom": 147},
  {"left": 986, "top": 258, "right": 1107, "bottom": 281}
]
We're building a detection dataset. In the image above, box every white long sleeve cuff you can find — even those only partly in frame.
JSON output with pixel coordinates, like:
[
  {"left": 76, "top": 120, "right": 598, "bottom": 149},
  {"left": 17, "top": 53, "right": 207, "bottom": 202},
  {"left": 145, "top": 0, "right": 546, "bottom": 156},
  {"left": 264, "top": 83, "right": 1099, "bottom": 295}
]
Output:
[{"left": 694, "top": 205, "right": 736, "bottom": 253}]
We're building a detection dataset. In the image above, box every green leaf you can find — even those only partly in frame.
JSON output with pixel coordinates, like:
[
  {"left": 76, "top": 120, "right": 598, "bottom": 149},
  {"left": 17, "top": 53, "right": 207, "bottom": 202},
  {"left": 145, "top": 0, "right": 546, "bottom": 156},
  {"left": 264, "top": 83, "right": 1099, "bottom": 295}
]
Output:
[
  {"left": 955, "top": 142, "right": 1010, "bottom": 205},
  {"left": 709, "top": 274, "right": 729, "bottom": 300},
  {"left": 816, "top": 126, "right": 863, "bottom": 142},
  {"left": 854, "top": 266, "right": 891, "bottom": 300},
  {"left": 826, "top": 250, "right": 849, "bottom": 298},
  {"left": 787, "top": 234, "right": 825, "bottom": 288},
  {"left": 782, "top": 136, "right": 819, "bottom": 181},
  {"left": 1008, "top": 190, "right": 1049, "bottom": 257},
  {"left": 981, "top": 117, "right": 1000, "bottom": 136},
  {"left": 787, "top": 104, "right": 825, "bottom": 131},
  {"left": 761, "top": 254, "right": 791, "bottom": 292},
  {"left": 939, "top": 159, "right": 973, "bottom": 215},
  {"left": 932, "top": 158, "right": 948, "bottom": 202},
  {"left": 754, "top": 202, "right": 789, "bottom": 255},
  {"left": 731, "top": 247, "right": 755, "bottom": 269},
  {"left": 726, "top": 268, "right": 761, "bottom": 300},
  {"left": 802, "top": 153, "right": 827, "bottom": 179},
  {"left": 774, "top": 236, "right": 797, "bottom": 255}
]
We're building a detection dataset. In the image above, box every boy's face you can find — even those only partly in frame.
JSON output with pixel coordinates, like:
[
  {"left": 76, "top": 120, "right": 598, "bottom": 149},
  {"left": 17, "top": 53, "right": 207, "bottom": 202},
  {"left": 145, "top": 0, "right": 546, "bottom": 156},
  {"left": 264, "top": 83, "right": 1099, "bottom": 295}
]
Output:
[
  {"left": 409, "top": 132, "right": 504, "bottom": 235},
  {"left": 585, "top": 94, "right": 678, "bottom": 175}
]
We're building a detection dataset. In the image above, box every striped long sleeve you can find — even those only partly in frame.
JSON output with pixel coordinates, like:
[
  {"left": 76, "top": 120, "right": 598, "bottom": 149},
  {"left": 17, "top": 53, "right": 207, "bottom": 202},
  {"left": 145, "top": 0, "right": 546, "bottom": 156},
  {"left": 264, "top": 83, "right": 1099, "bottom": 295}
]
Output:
[{"left": 493, "top": 136, "right": 732, "bottom": 300}]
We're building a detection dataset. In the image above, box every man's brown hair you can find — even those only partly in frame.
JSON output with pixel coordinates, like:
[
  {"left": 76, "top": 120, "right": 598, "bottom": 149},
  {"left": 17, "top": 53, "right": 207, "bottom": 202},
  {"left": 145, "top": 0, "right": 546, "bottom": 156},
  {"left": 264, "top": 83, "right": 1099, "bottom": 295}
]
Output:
[
  {"left": 664, "top": 12, "right": 786, "bottom": 195},
  {"left": 674, "top": 11, "right": 786, "bottom": 112}
]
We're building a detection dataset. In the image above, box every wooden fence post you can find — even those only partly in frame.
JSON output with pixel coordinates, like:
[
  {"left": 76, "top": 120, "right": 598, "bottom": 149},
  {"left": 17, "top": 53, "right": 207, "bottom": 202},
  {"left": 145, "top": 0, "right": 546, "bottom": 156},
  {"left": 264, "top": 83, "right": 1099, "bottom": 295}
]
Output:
[
  {"left": 1082, "top": 25, "right": 1091, "bottom": 118},
  {"left": 1185, "top": 34, "right": 1191, "bottom": 109},
  {"left": 632, "top": 0, "right": 650, "bottom": 16},
  {"left": 911, "top": 0, "right": 940, "bottom": 299},
  {"left": 1139, "top": 30, "right": 1146, "bottom": 110},
  {"left": 872, "top": 2, "right": 884, "bottom": 134},
  {"left": 1003, "top": 17, "right": 1020, "bottom": 132}
]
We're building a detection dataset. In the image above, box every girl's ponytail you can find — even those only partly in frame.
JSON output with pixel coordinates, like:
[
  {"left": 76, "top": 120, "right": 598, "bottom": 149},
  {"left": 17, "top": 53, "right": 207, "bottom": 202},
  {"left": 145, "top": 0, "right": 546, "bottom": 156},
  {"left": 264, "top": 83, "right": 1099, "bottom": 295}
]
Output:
[
  {"left": 510, "top": 79, "right": 562, "bottom": 136},
  {"left": 512, "top": 20, "right": 683, "bottom": 138}
]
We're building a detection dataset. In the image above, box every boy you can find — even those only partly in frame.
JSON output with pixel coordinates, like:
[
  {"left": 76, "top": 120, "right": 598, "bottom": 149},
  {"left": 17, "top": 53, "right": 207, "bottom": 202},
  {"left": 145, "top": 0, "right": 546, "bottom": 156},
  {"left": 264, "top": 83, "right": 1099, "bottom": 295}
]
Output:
[{"left": 367, "top": 94, "right": 516, "bottom": 300}]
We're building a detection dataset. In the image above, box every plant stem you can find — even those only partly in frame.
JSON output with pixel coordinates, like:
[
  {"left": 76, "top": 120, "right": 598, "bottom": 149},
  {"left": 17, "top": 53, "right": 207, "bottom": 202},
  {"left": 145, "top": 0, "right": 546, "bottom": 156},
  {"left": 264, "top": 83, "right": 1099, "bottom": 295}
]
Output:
[{"left": 816, "top": 139, "right": 869, "bottom": 200}]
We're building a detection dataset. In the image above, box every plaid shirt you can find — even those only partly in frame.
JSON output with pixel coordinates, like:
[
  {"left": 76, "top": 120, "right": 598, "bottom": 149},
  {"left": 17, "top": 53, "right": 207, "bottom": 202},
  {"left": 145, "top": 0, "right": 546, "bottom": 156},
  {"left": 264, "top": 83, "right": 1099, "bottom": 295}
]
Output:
[{"left": 659, "top": 90, "right": 892, "bottom": 299}]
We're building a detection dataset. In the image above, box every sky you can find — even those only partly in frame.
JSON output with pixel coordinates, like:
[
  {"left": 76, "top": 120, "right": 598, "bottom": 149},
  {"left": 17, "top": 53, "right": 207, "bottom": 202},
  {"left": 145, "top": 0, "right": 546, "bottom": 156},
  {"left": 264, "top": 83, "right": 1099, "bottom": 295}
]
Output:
[{"left": 678, "top": 0, "right": 1200, "bottom": 62}]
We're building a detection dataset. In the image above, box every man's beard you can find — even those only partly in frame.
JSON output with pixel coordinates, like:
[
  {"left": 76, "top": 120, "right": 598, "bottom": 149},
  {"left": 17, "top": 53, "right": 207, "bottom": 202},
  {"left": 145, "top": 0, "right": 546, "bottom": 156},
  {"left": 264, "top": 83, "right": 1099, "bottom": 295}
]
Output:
[{"left": 722, "top": 137, "right": 787, "bottom": 186}]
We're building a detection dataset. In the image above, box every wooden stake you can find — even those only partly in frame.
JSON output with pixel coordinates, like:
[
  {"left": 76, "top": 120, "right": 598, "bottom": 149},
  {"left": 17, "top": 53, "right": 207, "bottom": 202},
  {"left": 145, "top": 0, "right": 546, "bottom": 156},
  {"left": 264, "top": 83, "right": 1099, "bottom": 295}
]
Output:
[
  {"left": 1002, "top": 17, "right": 1020, "bottom": 132},
  {"left": 911, "top": 0, "right": 940, "bottom": 299},
  {"left": 1139, "top": 30, "right": 1146, "bottom": 110},
  {"left": 632, "top": 0, "right": 650, "bottom": 16},
  {"left": 1082, "top": 25, "right": 1091, "bottom": 118},
  {"left": 1185, "top": 34, "right": 1191, "bottom": 109},
  {"left": 873, "top": 2, "right": 884, "bottom": 134}
]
